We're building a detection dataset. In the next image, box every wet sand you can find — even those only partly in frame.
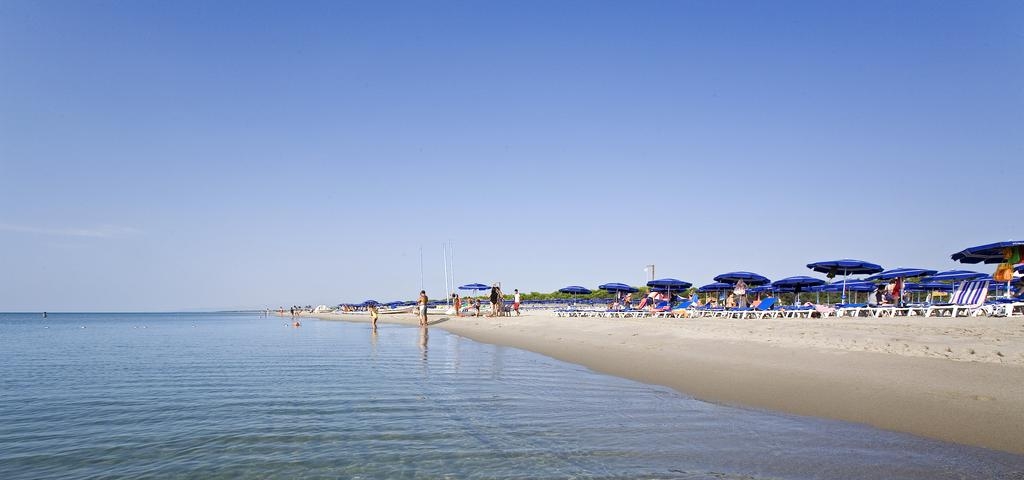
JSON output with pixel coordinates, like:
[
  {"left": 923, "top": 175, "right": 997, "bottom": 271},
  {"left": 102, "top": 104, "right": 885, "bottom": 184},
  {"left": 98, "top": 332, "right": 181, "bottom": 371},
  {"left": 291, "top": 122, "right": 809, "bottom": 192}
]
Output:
[{"left": 301, "top": 310, "right": 1024, "bottom": 455}]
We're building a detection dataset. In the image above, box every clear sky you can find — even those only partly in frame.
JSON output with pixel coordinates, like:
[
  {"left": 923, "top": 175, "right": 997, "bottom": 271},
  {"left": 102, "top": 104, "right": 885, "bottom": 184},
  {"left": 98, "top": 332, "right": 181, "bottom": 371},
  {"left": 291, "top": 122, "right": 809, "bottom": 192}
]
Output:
[{"left": 1, "top": 0, "right": 1021, "bottom": 311}]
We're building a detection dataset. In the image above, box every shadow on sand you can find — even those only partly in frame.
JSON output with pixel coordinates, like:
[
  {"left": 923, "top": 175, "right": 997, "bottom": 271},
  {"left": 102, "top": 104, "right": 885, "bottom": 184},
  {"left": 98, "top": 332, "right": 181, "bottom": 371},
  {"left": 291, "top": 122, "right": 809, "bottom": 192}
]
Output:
[{"left": 427, "top": 317, "right": 451, "bottom": 326}]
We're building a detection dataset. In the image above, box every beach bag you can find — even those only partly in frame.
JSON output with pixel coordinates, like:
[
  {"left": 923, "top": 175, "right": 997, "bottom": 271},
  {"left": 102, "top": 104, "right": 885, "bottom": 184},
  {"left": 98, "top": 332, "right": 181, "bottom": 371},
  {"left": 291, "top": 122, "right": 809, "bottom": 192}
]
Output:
[{"left": 994, "top": 263, "right": 1014, "bottom": 282}]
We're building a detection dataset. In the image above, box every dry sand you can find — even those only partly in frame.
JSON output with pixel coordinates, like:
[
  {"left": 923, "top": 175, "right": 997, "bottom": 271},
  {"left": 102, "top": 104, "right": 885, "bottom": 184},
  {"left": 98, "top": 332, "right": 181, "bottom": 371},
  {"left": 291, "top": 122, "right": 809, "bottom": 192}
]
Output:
[{"left": 301, "top": 310, "right": 1024, "bottom": 455}]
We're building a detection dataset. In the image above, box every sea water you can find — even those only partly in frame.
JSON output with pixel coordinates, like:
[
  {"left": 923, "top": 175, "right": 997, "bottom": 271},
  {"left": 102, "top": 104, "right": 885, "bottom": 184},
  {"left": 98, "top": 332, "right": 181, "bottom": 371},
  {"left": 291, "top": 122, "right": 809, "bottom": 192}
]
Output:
[{"left": 0, "top": 312, "right": 1021, "bottom": 479}]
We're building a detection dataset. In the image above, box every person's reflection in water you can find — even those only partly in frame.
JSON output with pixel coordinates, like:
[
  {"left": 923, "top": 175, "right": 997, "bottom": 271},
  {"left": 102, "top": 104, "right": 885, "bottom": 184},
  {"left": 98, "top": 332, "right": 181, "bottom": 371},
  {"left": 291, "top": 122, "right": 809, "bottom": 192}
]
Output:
[
  {"left": 418, "top": 326, "right": 429, "bottom": 363},
  {"left": 370, "top": 327, "right": 378, "bottom": 354}
]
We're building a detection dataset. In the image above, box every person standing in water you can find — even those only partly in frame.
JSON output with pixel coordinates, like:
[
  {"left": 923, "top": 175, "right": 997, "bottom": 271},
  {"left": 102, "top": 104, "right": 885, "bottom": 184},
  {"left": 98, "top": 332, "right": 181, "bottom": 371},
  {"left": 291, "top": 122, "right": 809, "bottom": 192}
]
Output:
[
  {"left": 418, "top": 290, "right": 429, "bottom": 326},
  {"left": 369, "top": 303, "right": 379, "bottom": 330}
]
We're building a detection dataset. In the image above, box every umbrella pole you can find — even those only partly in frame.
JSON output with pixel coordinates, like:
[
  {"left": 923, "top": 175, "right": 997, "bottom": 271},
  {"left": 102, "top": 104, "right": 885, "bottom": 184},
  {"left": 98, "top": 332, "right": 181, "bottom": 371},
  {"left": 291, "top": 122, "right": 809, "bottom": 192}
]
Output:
[{"left": 841, "top": 273, "right": 848, "bottom": 304}]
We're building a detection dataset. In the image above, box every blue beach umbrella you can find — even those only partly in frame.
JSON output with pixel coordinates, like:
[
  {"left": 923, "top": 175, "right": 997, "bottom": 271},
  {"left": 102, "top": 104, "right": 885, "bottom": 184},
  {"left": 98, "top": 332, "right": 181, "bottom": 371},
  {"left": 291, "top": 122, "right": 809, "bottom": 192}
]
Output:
[
  {"left": 747, "top": 285, "right": 774, "bottom": 295},
  {"left": 559, "top": 286, "right": 592, "bottom": 295},
  {"left": 598, "top": 282, "right": 639, "bottom": 294},
  {"left": 951, "top": 241, "right": 1024, "bottom": 298},
  {"left": 697, "top": 282, "right": 733, "bottom": 303},
  {"left": 558, "top": 285, "right": 592, "bottom": 304},
  {"left": 950, "top": 240, "right": 1024, "bottom": 264},
  {"left": 772, "top": 276, "right": 827, "bottom": 289},
  {"left": 458, "top": 283, "right": 491, "bottom": 300},
  {"left": 646, "top": 278, "right": 692, "bottom": 290},
  {"left": 713, "top": 271, "right": 771, "bottom": 286},
  {"left": 817, "top": 281, "right": 875, "bottom": 292},
  {"left": 922, "top": 270, "right": 987, "bottom": 282},
  {"left": 646, "top": 278, "right": 692, "bottom": 296},
  {"left": 918, "top": 270, "right": 987, "bottom": 301},
  {"left": 698, "top": 282, "right": 734, "bottom": 293},
  {"left": 807, "top": 259, "right": 883, "bottom": 302},
  {"left": 865, "top": 268, "right": 938, "bottom": 281},
  {"left": 916, "top": 282, "right": 955, "bottom": 291},
  {"left": 806, "top": 259, "right": 884, "bottom": 276},
  {"left": 646, "top": 278, "right": 692, "bottom": 305},
  {"left": 772, "top": 276, "right": 826, "bottom": 305},
  {"left": 459, "top": 283, "right": 490, "bottom": 291}
]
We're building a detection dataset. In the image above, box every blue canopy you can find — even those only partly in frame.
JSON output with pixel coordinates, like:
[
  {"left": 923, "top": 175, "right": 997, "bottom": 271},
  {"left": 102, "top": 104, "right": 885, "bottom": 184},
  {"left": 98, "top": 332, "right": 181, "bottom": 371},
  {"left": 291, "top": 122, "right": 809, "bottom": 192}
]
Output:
[
  {"left": 806, "top": 259, "right": 883, "bottom": 276},
  {"left": 598, "top": 282, "right": 638, "bottom": 293},
  {"left": 646, "top": 278, "right": 693, "bottom": 291},
  {"left": 360, "top": 300, "right": 380, "bottom": 307},
  {"left": 772, "top": 276, "right": 826, "bottom": 289},
  {"left": 921, "top": 270, "right": 987, "bottom": 282},
  {"left": 712, "top": 271, "right": 771, "bottom": 286},
  {"left": 817, "top": 281, "right": 876, "bottom": 293},
  {"left": 951, "top": 240, "right": 1024, "bottom": 264},
  {"left": 865, "top": 267, "right": 938, "bottom": 281},
  {"left": 558, "top": 286, "right": 592, "bottom": 295},
  {"left": 747, "top": 285, "right": 774, "bottom": 294},
  {"left": 988, "top": 280, "right": 1009, "bottom": 291},
  {"left": 459, "top": 283, "right": 491, "bottom": 291},
  {"left": 698, "top": 282, "right": 734, "bottom": 293},
  {"left": 912, "top": 282, "right": 955, "bottom": 292}
]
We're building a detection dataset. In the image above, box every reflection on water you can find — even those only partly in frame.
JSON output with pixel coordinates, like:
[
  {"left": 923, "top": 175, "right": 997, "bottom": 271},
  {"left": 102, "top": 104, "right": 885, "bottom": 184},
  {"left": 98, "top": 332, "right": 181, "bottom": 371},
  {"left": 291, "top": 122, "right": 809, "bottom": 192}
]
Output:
[
  {"left": 0, "top": 312, "right": 1022, "bottom": 480},
  {"left": 419, "top": 325, "right": 429, "bottom": 361}
]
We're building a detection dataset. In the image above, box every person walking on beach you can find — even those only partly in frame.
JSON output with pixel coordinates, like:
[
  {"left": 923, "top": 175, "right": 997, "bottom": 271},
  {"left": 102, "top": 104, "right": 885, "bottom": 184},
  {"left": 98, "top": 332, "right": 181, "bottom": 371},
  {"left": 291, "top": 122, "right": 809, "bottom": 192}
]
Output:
[
  {"left": 418, "top": 290, "right": 429, "bottom": 326},
  {"left": 734, "top": 279, "right": 748, "bottom": 308},
  {"left": 452, "top": 293, "right": 462, "bottom": 317},
  {"left": 512, "top": 289, "right": 521, "bottom": 316},
  {"left": 369, "top": 303, "right": 379, "bottom": 330}
]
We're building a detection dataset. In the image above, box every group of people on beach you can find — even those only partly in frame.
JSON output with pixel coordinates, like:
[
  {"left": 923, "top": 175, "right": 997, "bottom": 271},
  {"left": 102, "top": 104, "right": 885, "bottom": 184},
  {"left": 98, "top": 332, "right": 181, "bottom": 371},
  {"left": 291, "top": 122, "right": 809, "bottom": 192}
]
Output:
[
  {"left": 450, "top": 284, "right": 522, "bottom": 317},
  {"left": 868, "top": 279, "right": 910, "bottom": 307}
]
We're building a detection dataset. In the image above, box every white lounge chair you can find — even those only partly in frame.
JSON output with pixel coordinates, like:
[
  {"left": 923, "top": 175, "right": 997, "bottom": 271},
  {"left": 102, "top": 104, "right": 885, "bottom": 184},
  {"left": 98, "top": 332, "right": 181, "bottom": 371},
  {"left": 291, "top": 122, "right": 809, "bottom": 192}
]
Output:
[{"left": 924, "top": 280, "right": 990, "bottom": 317}]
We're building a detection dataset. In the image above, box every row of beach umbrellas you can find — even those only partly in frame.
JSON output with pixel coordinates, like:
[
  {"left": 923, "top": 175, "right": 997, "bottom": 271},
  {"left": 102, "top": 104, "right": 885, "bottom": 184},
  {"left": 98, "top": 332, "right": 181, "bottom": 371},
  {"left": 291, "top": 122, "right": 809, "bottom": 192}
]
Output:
[
  {"left": 340, "top": 241, "right": 1023, "bottom": 307},
  {"left": 551, "top": 241, "right": 1024, "bottom": 307}
]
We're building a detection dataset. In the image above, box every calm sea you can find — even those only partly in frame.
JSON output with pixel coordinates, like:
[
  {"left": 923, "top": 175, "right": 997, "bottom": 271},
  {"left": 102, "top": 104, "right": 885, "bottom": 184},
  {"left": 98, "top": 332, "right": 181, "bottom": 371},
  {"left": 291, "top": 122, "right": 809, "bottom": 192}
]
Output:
[{"left": 1, "top": 312, "right": 1021, "bottom": 479}]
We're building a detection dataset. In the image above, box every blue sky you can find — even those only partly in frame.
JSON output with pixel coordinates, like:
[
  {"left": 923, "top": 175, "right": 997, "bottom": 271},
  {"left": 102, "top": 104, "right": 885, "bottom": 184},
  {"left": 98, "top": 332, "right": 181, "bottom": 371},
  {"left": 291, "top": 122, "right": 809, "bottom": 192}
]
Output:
[{"left": 1, "top": 0, "right": 1021, "bottom": 311}]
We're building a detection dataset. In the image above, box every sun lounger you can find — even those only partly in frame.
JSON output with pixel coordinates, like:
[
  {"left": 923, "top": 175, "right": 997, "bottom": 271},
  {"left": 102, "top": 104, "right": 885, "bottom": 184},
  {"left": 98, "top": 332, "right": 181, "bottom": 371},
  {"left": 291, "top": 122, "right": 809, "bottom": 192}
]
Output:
[
  {"left": 780, "top": 305, "right": 816, "bottom": 318},
  {"left": 924, "top": 279, "right": 990, "bottom": 317},
  {"left": 725, "top": 297, "right": 778, "bottom": 319},
  {"left": 667, "top": 299, "right": 696, "bottom": 318},
  {"left": 976, "top": 297, "right": 1024, "bottom": 317},
  {"left": 835, "top": 303, "right": 868, "bottom": 317}
]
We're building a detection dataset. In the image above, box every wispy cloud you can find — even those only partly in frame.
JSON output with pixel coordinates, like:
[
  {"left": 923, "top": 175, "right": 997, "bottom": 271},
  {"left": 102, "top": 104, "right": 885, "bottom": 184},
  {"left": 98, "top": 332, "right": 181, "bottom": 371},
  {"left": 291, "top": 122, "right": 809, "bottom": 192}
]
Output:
[{"left": 0, "top": 223, "right": 141, "bottom": 238}]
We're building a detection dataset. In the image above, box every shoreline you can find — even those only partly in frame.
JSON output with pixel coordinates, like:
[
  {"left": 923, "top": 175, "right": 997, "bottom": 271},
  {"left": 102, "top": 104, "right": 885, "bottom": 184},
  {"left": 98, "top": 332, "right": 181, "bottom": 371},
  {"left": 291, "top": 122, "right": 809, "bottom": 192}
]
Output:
[{"left": 297, "top": 310, "right": 1024, "bottom": 455}]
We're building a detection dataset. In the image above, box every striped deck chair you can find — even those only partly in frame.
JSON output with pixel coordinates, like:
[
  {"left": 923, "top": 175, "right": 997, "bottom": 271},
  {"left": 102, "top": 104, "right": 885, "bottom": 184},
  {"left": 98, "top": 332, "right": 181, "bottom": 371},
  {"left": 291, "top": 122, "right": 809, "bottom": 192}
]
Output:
[{"left": 924, "top": 279, "right": 990, "bottom": 317}]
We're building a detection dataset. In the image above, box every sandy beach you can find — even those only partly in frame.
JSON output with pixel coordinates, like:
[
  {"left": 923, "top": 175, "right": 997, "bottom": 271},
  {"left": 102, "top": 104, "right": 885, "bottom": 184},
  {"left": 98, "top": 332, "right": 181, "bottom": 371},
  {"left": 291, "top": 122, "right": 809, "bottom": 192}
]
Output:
[{"left": 300, "top": 309, "right": 1024, "bottom": 455}]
